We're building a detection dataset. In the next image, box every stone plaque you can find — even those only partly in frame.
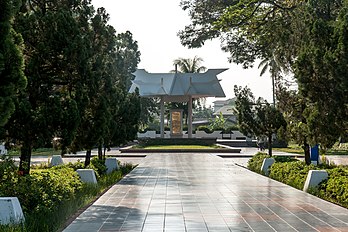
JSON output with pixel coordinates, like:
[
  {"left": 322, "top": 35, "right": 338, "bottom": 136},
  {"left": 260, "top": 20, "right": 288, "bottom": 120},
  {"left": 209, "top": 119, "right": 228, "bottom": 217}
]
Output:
[{"left": 170, "top": 110, "right": 183, "bottom": 136}]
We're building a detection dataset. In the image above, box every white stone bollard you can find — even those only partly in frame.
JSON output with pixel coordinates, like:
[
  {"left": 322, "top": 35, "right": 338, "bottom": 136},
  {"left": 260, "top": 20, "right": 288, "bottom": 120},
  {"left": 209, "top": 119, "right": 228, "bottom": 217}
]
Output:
[
  {"left": 105, "top": 158, "right": 119, "bottom": 174},
  {"left": 0, "top": 144, "right": 7, "bottom": 155},
  {"left": 261, "top": 158, "right": 275, "bottom": 176},
  {"left": 0, "top": 197, "right": 25, "bottom": 225},
  {"left": 76, "top": 169, "right": 97, "bottom": 184},
  {"left": 303, "top": 170, "right": 328, "bottom": 192},
  {"left": 50, "top": 155, "right": 64, "bottom": 166}
]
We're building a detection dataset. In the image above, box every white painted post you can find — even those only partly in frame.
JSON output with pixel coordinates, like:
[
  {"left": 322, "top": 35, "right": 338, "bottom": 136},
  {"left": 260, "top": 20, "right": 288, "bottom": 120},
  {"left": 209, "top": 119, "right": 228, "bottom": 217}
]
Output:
[
  {"left": 50, "top": 155, "right": 64, "bottom": 166},
  {"left": 76, "top": 169, "right": 97, "bottom": 184},
  {"left": 261, "top": 158, "right": 275, "bottom": 176},
  {"left": 303, "top": 170, "right": 328, "bottom": 192},
  {"left": 105, "top": 158, "right": 119, "bottom": 174},
  {"left": 0, "top": 197, "right": 25, "bottom": 225},
  {"left": 160, "top": 97, "right": 165, "bottom": 138}
]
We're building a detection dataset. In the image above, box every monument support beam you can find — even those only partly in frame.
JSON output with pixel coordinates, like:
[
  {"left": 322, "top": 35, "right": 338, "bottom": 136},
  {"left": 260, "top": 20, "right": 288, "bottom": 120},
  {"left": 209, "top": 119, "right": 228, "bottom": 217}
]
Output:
[
  {"left": 160, "top": 97, "right": 165, "bottom": 138},
  {"left": 188, "top": 96, "right": 193, "bottom": 138}
]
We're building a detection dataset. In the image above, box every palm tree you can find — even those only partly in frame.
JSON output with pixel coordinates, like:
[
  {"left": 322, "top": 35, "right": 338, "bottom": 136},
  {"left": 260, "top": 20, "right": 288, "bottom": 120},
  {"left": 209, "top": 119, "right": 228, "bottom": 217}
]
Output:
[
  {"left": 258, "top": 53, "right": 288, "bottom": 107},
  {"left": 172, "top": 56, "right": 207, "bottom": 73},
  {"left": 168, "top": 56, "right": 207, "bottom": 125}
]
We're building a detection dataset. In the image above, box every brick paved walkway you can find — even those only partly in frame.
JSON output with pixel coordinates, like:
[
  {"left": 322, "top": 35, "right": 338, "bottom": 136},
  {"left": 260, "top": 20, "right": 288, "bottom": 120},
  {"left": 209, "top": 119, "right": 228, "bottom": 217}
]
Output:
[{"left": 63, "top": 153, "right": 348, "bottom": 232}]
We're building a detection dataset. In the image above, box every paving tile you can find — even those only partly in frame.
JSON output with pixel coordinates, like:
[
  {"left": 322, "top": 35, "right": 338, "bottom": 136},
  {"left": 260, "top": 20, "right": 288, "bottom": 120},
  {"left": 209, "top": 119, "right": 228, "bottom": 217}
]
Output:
[{"left": 63, "top": 153, "right": 348, "bottom": 232}]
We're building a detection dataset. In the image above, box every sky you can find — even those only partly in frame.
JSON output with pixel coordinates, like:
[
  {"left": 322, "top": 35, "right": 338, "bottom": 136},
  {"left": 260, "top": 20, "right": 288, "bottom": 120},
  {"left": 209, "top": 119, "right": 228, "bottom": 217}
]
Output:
[{"left": 91, "top": 0, "right": 274, "bottom": 107}]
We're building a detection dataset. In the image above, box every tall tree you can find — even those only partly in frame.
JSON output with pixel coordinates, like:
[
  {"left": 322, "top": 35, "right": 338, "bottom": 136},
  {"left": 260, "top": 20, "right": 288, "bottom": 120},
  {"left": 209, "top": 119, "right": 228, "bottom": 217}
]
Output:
[
  {"left": 258, "top": 52, "right": 289, "bottom": 107},
  {"left": 179, "top": 0, "right": 348, "bottom": 151},
  {"left": 277, "top": 86, "right": 311, "bottom": 164},
  {"left": 7, "top": 0, "right": 94, "bottom": 174},
  {"left": 294, "top": 0, "right": 347, "bottom": 148},
  {"left": 169, "top": 56, "right": 207, "bottom": 124},
  {"left": 234, "top": 85, "right": 286, "bottom": 156},
  {"left": 69, "top": 9, "right": 141, "bottom": 166},
  {"left": 0, "top": 0, "right": 26, "bottom": 126}
]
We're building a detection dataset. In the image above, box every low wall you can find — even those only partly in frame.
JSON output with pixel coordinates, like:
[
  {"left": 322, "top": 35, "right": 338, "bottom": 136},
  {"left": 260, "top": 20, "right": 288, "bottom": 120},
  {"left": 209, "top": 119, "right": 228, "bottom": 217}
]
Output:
[
  {"left": 138, "top": 138, "right": 217, "bottom": 146},
  {"left": 137, "top": 130, "right": 244, "bottom": 139}
]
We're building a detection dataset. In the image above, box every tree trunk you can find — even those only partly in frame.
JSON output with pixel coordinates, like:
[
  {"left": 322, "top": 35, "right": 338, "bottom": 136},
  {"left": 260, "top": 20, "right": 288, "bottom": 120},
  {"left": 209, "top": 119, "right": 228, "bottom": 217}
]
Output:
[
  {"left": 103, "top": 145, "right": 107, "bottom": 159},
  {"left": 303, "top": 140, "right": 311, "bottom": 165},
  {"left": 98, "top": 144, "right": 103, "bottom": 160},
  {"left": 19, "top": 140, "right": 32, "bottom": 175},
  {"left": 268, "top": 134, "right": 273, "bottom": 157},
  {"left": 85, "top": 150, "right": 91, "bottom": 167}
]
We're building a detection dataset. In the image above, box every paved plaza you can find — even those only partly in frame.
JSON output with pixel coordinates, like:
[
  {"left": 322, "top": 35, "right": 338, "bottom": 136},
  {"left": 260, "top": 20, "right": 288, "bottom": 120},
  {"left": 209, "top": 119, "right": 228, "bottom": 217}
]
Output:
[{"left": 63, "top": 152, "right": 348, "bottom": 232}]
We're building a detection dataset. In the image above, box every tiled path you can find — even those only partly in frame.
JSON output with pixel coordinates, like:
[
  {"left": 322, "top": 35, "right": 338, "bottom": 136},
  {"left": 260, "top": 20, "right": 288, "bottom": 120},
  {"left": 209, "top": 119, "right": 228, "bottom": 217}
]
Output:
[{"left": 64, "top": 153, "right": 348, "bottom": 232}]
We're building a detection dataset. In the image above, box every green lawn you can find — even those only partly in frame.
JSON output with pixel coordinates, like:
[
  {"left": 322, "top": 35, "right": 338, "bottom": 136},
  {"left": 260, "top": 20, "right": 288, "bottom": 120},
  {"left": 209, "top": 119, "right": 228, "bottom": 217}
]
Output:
[
  {"left": 8, "top": 147, "right": 61, "bottom": 156},
  {"left": 274, "top": 143, "right": 348, "bottom": 156}
]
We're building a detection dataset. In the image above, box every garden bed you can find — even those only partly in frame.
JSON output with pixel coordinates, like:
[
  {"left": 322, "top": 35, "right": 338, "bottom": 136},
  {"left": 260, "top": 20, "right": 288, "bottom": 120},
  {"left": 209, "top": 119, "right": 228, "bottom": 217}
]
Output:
[
  {"left": 248, "top": 152, "right": 348, "bottom": 209},
  {"left": 0, "top": 157, "right": 135, "bottom": 232}
]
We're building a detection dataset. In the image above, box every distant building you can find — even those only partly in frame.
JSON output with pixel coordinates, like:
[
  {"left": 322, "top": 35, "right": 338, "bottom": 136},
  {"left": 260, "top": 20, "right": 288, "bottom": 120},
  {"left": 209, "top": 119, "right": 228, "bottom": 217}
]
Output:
[
  {"left": 213, "top": 98, "right": 237, "bottom": 123},
  {"left": 213, "top": 99, "right": 233, "bottom": 112}
]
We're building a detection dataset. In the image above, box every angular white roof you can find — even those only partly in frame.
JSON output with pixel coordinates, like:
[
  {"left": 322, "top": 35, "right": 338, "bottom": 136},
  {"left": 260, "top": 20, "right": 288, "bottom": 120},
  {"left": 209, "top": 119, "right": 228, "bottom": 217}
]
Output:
[{"left": 129, "top": 69, "right": 227, "bottom": 102}]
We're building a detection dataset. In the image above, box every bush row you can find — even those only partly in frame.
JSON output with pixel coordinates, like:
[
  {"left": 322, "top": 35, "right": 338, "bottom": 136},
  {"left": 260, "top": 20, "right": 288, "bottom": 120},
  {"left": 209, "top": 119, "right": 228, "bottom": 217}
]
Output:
[
  {"left": 0, "top": 156, "right": 135, "bottom": 231},
  {"left": 247, "top": 153, "right": 348, "bottom": 208}
]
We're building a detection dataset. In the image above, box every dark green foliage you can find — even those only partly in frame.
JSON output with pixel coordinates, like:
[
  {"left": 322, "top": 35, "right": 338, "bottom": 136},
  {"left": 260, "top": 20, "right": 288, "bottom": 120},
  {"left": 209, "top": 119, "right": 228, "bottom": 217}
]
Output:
[
  {"left": 314, "top": 167, "right": 348, "bottom": 208},
  {"left": 139, "top": 97, "right": 159, "bottom": 130},
  {"left": 65, "top": 160, "right": 85, "bottom": 171},
  {"left": 0, "top": 164, "right": 82, "bottom": 213},
  {"left": 0, "top": 155, "right": 18, "bottom": 194},
  {"left": 194, "top": 105, "right": 214, "bottom": 119},
  {"left": 0, "top": 159, "right": 135, "bottom": 232},
  {"left": 248, "top": 152, "right": 348, "bottom": 208},
  {"left": 119, "top": 162, "right": 135, "bottom": 176},
  {"left": 269, "top": 161, "right": 317, "bottom": 190},
  {"left": 90, "top": 157, "right": 107, "bottom": 176},
  {"left": 180, "top": 0, "right": 348, "bottom": 152},
  {"left": 3, "top": 1, "right": 141, "bottom": 173},
  {"left": 0, "top": 0, "right": 27, "bottom": 127},
  {"left": 234, "top": 86, "right": 287, "bottom": 156},
  {"left": 247, "top": 152, "right": 269, "bottom": 174},
  {"left": 273, "top": 156, "right": 297, "bottom": 163}
]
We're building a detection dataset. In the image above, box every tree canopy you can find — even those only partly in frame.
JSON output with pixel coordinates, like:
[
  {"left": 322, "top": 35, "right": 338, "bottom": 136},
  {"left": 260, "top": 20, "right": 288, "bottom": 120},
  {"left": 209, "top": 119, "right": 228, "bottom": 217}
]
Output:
[
  {"left": 234, "top": 85, "right": 286, "bottom": 156},
  {"left": 179, "top": 0, "right": 348, "bottom": 149},
  {"left": 0, "top": 0, "right": 26, "bottom": 126},
  {"left": 2, "top": 0, "right": 141, "bottom": 174}
]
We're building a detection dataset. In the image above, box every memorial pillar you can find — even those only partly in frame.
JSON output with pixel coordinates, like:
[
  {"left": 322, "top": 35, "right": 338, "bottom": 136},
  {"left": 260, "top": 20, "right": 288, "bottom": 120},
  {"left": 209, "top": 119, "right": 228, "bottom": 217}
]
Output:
[
  {"left": 160, "top": 97, "right": 164, "bottom": 138},
  {"left": 188, "top": 96, "right": 193, "bottom": 138}
]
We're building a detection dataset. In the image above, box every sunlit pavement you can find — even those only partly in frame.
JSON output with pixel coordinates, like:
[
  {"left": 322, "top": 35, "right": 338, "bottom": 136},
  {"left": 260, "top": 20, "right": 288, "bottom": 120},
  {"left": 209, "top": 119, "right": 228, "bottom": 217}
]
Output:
[{"left": 63, "top": 152, "right": 348, "bottom": 232}]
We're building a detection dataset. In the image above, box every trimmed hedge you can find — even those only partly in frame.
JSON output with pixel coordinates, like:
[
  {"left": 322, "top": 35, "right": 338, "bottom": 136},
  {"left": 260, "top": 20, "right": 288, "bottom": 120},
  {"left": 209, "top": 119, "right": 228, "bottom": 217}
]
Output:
[
  {"left": 247, "top": 153, "right": 348, "bottom": 209},
  {"left": 247, "top": 153, "right": 299, "bottom": 175},
  {"left": 0, "top": 156, "right": 135, "bottom": 232},
  {"left": 247, "top": 152, "right": 269, "bottom": 174},
  {"left": 269, "top": 161, "right": 317, "bottom": 190},
  {"left": 0, "top": 163, "right": 82, "bottom": 213},
  {"left": 315, "top": 168, "right": 348, "bottom": 208}
]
